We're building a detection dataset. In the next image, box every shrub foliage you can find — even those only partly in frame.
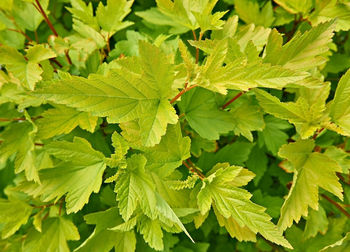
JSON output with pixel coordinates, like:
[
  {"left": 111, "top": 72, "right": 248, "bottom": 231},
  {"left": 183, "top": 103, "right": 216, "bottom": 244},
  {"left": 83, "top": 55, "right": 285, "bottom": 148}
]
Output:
[{"left": 1, "top": 0, "right": 350, "bottom": 251}]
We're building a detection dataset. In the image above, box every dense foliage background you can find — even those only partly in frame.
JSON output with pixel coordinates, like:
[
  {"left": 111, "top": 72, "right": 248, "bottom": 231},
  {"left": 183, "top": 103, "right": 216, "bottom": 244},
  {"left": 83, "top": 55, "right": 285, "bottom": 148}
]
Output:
[{"left": 1, "top": 0, "right": 350, "bottom": 251}]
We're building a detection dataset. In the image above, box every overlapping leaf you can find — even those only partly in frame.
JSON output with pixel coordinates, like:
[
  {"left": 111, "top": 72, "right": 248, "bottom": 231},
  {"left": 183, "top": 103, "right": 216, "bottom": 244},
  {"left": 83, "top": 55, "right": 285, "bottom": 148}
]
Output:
[
  {"left": 20, "top": 137, "right": 107, "bottom": 213},
  {"left": 36, "top": 41, "right": 177, "bottom": 147},
  {"left": 278, "top": 139, "right": 343, "bottom": 230},
  {"left": 0, "top": 44, "right": 56, "bottom": 90},
  {"left": 36, "top": 105, "right": 98, "bottom": 139},
  {"left": 254, "top": 85, "right": 330, "bottom": 138},
  {"left": 264, "top": 21, "right": 335, "bottom": 71},
  {"left": 196, "top": 163, "right": 292, "bottom": 248},
  {"left": 23, "top": 217, "right": 80, "bottom": 252},
  {"left": 0, "top": 199, "right": 32, "bottom": 239}
]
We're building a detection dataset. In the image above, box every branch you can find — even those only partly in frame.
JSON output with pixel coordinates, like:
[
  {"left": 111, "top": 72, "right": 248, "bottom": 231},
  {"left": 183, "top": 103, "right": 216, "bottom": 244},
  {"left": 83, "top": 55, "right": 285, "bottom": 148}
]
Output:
[
  {"left": 183, "top": 159, "right": 205, "bottom": 180},
  {"left": 192, "top": 30, "right": 203, "bottom": 64},
  {"left": 7, "top": 28, "right": 33, "bottom": 42},
  {"left": 312, "top": 128, "right": 325, "bottom": 140},
  {"left": 222, "top": 91, "right": 245, "bottom": 109},
  {"left": 33, "top": 0, "right": 72, "bottom": 65},
  {"left": 0, "top": 140, "right": 44, "bottom": 146},
  {"left": 337, "top": 173, "right": 350, "bottom": 186},
  {"left": 321, "top": 194, "right": 350, "bottom": 219},
  {"left": 0, "top": 116, "right": 42, "bottom": 122},
  {"left": 192, "top": 30, "right": 199, "bottom": 64},
  {"left": 34, "top": 0, "right": 58, "bottom": 36},
  {"left": 170, "top": 84, "right": 197, "bottom": 104}
]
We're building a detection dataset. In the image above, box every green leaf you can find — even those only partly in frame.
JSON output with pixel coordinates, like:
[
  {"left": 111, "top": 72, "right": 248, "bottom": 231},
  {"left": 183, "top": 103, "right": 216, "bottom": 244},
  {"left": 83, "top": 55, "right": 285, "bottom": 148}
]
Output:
[
  {"left": 36, "top": 41, "right": 177, "bottom": 147},
  {"left": 194, "top": 40, "right": 307, "bottom": 94},
  {"left": 109, "top": 31, "right": 147, "bottom": 57},
  {"left": 278, "top": 139, "right": 343, "bottom": 230},
  {"left": 320, "top": 232, "right": 350, "bottom": 251},
  {"left": 190, "top": 133, "right": 217, "bottom": 158},
  {"left": 12, "top": 0, "right": 49, "bottom": 31},
  {"left": 197, "top": 141, "right": 254, "bottom": 172},
  {"left": 96, "top": 0, "right": 134, "bottom": 35},
  {"left": 324, "top": 146, "right": 350, "bottom": 174},
  {"left": 155, "top": 0, "right": 225, "bottom": 32},
  {"left": 285, "top": 217, "right": 347, "bottom": 252},
  {"left": 254, "top": 86, "right": 329, "bottom": 139},
  {"left": 115, "top": 154, "right": 156, "bottom": 220},
  {"left": 20, "top": 137, "right": 107, "bottom": 213},
  {"left": 329, "top": 69, "right": 350, "bottom": 136},
  {"left": 178, "top": 87, "right": 234, "bottom": 140},
  {"left": 258, "top": 115, "right": 292, "bottom": 154},
  {"left": 0, "top": 0, "right": 13, "bottom": 11},
  {"left": 36, "top": 105, "right": 98, "bottom": 139},
  {"left": 196, "top": 163, "right": 292, "bottom": 248},
  {"left": 227, "top": 94, "right": 265, "bottom": 141},
  {"left": 0, "top": 199, "right": 32, "bottom": 239},
  {"left": 234, "top": 0, "right": 275, "bottom": 27},
  {"left": 135, "top": 8, "right": 189, "bottom": 34},
  {"left": 304, "top": 206, "right": 329, "bottom": 239},
  {"left": 246, "top": 146, "right": 268, "bottom": 185},
  {"left": 72, "top": 20, "right": 106, "bottom": 48},
  {"left": 309, "top": 0, "right": 350, "bottom": 31},
  {"left": 264, "top": 21, "right": 335, "bottom": 70},
  {"left": 0, "top": 44, "right": 56, "bottom": 90},
  {"left": 76, "top": 207, "right": 136, "bottom": 252},
  {"left": 143, "top": 123, "right": 191, "bottom": 178},
  {"left": 67, "top": 0, "right": 98, "bottom": 29},
  {"left": 213, "top": 205, "right": 257, "bottom": 242},
  {"left": 138, "top": 215, "right": 164, "bottom": 251},
  {"left": 273, "top": 0, "right": 314, "bottom": 14},
  {"left": 251, "top": 190, "right": 284, "bottom": 218},
  {"left": 0, "top": 122, "right": 39, "bottom": 182},
  {"left": 23, "top": 217, "right": 80, "bottom": 252},
  {"left": 105, "top": 131, "right": 129, "bottom": 169}
]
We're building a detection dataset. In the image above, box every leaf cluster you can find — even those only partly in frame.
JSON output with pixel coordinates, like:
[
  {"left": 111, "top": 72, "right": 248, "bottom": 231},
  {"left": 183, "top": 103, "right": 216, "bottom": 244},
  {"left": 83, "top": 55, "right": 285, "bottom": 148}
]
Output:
[{"left": 1, "top": 0, "right": 350, "bottom": 251}]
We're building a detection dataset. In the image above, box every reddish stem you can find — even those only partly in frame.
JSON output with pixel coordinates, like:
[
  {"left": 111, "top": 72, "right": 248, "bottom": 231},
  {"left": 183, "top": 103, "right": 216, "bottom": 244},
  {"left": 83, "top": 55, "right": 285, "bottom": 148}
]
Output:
[
  {"left": 321, "top": 194, "right": 350, "bottom": 219},
  {"left": 312, "top": 128, "right": 325, "bottom": 140},
  {"left": 34, "top": 0, "right": 58, "bottom": 37},
  {"left": 0, "top": 116, "right": 42, "bottom": 122},
  {"left": 64, "top": 50, "right": 72, "bottom": 65},
  {"left": 106, "top": 33, "right": 111, "bottom": 53},
  {"left": 222, "top": 91, "right": 245, "bottom": 109},
  {"left": 50, "top": 58, "right": 63, "bottom": 68},
  {"left": 170, "top": 85, "right": 197, "bottom": 104},
  {"left": 7, "top": 28, "right": 33, "bottom": 42},
  {"left": 34, "top": 0, "right": 72, "bottom": 65},
  {"left": 183, "top": 160, "right": 205, "bottom": 180},
  {"left": 337, "top": 173, "right": 350, "bottom": 185}
]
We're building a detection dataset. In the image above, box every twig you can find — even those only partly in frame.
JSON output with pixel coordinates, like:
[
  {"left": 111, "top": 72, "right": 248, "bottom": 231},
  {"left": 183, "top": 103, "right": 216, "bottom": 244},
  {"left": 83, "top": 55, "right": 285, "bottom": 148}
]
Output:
[
  {"left": 192, "top": 30, "right": 204, "bottom": 64},
  {"left": 0, "top": 116, "right": 42, "bottom": 122},
  {"left": 33, "top": 0, "right": 72, "bottom": 65},
  {"left": 183, "top": 159, "right": 205, "bottom": 180},
  {"left": 106, "top": 33, "right": 111, "bottom": 53},
  {"left": 50, "top": 58, "right": 63, "bottom": 68},
  {"left": 7, "top": 28, "right": 33, "bottom": 42},
  {"left": 337, "top": 173, "right": 350, "bottom": 186},
  {"left": 312, "top": 128, "right": 325, "bottom": 140},
  {"left": 0, "top": 140, "right": 44, "bottom": 146},
  {"left": 34, "top": 0, "right": 58, "bottom": 36},
  {"left": 30, "top": 202, "right": 56, "bottom": 209},
  {"left": 170, "top": 85, "right": 197, "bottom": 104},
  {"left": 222, "top": 91, "right": 245, "bottom": 109},
  {"left": 42, "top": 211, "right": 50, "bottom": 221},
  {"left": 64, "top": 50, "right": 72, "bottom": 65},
  {"left": 58, "top": 198, "right": 64, "bottom": 216},
  {"left": 34, "top": 30, "right": 39, "bottom": 43},
  {"left": 321, "top": 194, "right": 350, "bottom": 219}
]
